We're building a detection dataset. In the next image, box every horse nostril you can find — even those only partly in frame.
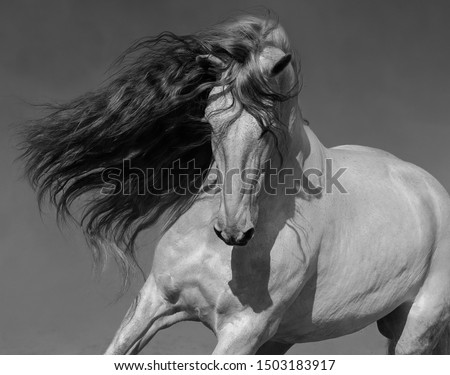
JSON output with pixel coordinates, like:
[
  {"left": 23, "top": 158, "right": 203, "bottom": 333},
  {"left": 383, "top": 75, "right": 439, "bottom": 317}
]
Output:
[
  {"left": 214, "top": 225, "right": 225, "bottom": 241},
  {"left": 213, "top": 225, "right": 254, "bottom": 246},
  {"left": 242, "top": 227, "right": 255, "bottom": 242},
  {"left": 233, "top": 228, "right": 255, "bottom": 246}
]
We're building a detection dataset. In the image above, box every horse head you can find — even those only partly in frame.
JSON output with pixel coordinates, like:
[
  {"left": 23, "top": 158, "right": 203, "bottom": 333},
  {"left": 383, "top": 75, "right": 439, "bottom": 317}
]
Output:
[
  {"left": 202, "top": 47, "right": 297, "bottom": 246},
  {"left": 20, "top": 13, "right": 301, "bottom": 285}
]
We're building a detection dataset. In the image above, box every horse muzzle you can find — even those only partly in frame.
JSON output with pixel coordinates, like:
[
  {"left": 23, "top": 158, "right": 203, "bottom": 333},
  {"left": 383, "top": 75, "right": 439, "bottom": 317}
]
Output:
[{"left": 213, "top": 224, "right": 255, "bottom": 246}]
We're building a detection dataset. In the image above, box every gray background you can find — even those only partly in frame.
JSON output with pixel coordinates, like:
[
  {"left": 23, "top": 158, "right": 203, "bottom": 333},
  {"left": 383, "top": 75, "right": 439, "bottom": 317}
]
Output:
[{"left": 1, "top": 0, "right": 449, "bottom": 354}]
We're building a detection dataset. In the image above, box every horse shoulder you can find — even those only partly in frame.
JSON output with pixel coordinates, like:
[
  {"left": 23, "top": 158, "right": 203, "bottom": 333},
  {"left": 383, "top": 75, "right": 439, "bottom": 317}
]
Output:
[{"left": 150, "top": 197, "right": 235, "bottom": 317}]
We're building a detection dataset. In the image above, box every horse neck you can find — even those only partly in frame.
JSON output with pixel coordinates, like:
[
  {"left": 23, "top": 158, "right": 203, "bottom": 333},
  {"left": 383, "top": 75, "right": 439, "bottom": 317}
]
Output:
[
  {"left": 301, "top": 125, "right": 327, "bottom": 173},
  {"left": 284, "top": 105, "right": 327, "bottom": 175}
]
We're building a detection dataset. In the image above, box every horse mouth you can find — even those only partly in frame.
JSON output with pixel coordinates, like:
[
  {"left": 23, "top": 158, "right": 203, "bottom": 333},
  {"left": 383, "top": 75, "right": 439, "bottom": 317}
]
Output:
[{"left": 213, "top": 226, "right": 255, "bottom": 246}]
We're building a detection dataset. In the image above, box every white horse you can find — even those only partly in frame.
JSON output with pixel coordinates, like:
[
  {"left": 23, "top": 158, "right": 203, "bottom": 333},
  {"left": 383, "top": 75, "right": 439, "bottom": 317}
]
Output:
[{"left": 21, "top": 14, "right": 450, "bottom": 354}]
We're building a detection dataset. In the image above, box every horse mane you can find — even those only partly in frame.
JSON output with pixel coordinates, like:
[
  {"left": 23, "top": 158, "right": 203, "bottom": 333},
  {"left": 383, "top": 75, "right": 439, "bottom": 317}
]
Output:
[{"left": 19, "top": 12, "right": 300, "bottom": 288}]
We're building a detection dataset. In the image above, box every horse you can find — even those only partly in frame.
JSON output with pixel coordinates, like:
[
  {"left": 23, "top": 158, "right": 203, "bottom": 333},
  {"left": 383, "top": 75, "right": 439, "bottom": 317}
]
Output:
[{"left": 20, "top": 13, "right": 450, "bottom": 355}]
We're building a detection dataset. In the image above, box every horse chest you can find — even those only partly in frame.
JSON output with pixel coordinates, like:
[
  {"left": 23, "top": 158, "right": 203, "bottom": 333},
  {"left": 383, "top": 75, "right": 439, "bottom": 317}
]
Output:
[{"left": 153, "top": 233, "right": 308, "bottom": 327}]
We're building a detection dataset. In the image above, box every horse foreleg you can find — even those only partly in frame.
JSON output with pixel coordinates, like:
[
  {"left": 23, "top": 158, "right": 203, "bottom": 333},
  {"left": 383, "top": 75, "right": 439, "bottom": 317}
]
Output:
[
  {"left": 104, "top": 275, "right": 187, "bottom": 354},
  {"left": 432, "top": 324, "right": 450, "bottom": 354},
  {"left": 212, "top": 313, "right": 279, "bottom": 355}
]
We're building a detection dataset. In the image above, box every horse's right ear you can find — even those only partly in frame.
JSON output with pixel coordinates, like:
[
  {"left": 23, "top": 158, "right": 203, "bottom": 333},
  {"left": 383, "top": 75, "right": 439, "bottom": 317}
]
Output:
[
  {"left": 196, "top": 54, "right": 226, "bottom": 69},
  {"left": 270, "top": 53, "right": 292, "bottom": 77}
]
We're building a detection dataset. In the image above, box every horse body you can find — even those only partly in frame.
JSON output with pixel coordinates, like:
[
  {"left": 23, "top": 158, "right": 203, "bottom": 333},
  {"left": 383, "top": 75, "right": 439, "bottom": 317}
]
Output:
[
  {"left": 276, "top": 135, "right": 448, "bottom": 343},
  {"left": 21, "top": 13, "right": 450, "bottom": 354},
  {"left": 105, "top": 123, "right": 450, "bottom": 354}
]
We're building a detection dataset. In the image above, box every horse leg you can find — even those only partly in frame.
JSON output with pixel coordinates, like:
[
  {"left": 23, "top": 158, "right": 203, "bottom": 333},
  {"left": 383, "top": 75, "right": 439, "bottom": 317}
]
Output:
[
  {"left": 431, "top": 324, "right": 450, "bottom": 354},
  {"left": 392, "top": 303, "right": 450, "bottom": 355},
  {"left": 212, "top": 313, "right": 279, "bottom": 355},
  {"left": 378, "top": 233, "right": 450, "bottom": 355},
  {"left": 389, "top": 279, "right": 450, "bottom": 353},
  {"left": 256, "top": 341, "right": 293, "bottom": 355},
  {"left": 380, "top": 304, "right": 450, "bottom": 355},
  {"left": 104, "top": 275, "right": 188, "bottom": 354}
]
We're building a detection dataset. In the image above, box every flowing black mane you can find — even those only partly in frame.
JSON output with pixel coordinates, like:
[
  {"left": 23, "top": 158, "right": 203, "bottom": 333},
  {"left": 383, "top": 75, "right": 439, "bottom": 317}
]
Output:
[{"left": 19, "top": 13, "right": 300, "bottom": 286}]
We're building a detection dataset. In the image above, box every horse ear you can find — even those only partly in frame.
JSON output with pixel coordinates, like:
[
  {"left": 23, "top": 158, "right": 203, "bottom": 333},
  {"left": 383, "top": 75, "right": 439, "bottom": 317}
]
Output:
[
  {"left": 270, "top": 53, "right": 292, "bottom": 76},
  {"left": 196, "top": 54, "right": 226, "bottom": 69}
]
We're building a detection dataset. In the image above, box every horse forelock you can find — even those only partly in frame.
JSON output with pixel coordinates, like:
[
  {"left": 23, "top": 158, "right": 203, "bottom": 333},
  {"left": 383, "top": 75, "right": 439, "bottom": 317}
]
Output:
[{"left": 19, "top": 11, "right": 300, "bottom": 290}]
